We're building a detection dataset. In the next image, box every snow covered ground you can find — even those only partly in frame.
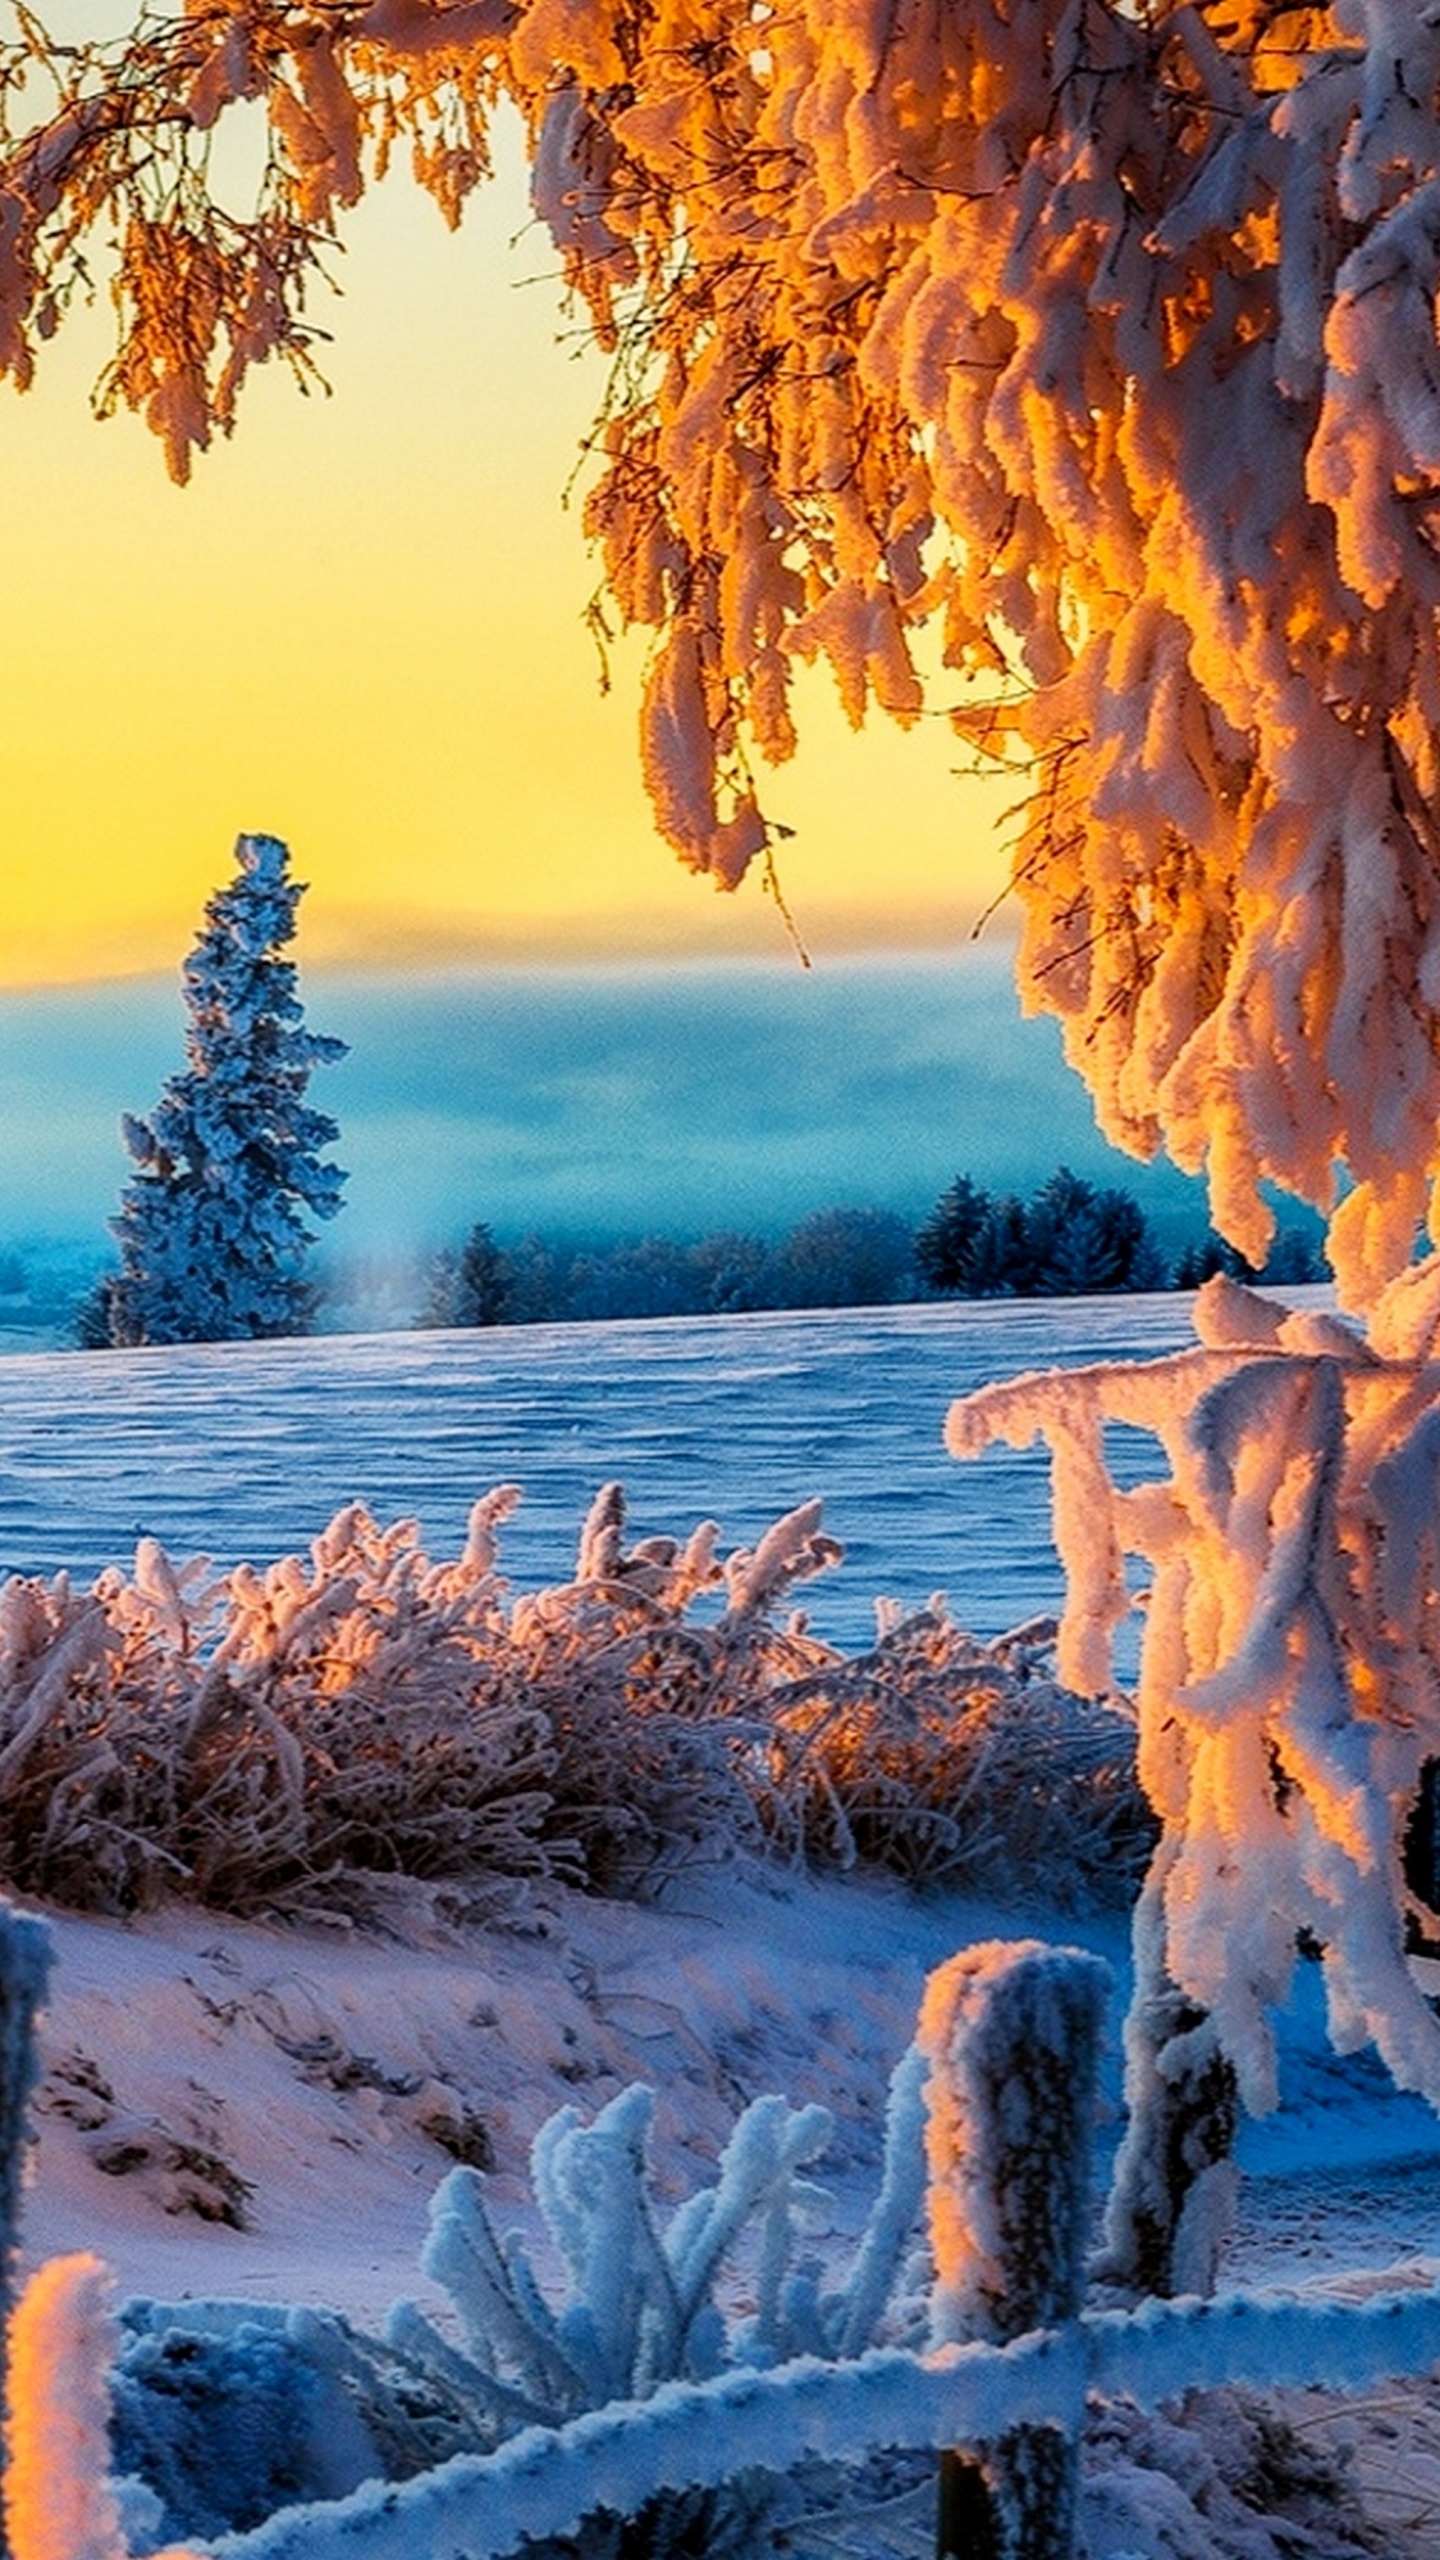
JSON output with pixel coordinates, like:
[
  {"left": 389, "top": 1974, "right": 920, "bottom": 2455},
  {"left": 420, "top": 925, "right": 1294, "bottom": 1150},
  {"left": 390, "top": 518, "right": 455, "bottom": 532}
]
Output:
[
  {"left": 0, "top": 1294, "right": 1195, "bottom": 1649},
  {"left": 8, "top": 1294, "right": 1440, "bottom": 2556},
  {"left": 20, "top": 1867, "right": 1440, "bottom": 2558}
]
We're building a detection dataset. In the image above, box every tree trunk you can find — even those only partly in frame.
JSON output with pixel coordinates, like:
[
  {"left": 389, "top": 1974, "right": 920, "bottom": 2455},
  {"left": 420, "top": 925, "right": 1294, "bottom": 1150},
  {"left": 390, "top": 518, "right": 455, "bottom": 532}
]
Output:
[{"left": 1101, "top": 1858, "right": 1238, "bottom": 2301}]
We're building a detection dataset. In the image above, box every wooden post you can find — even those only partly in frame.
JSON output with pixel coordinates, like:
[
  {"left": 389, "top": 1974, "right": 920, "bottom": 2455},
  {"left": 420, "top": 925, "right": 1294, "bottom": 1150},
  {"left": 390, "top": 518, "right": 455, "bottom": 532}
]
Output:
[
  {"left": 0, "top": 1900, "right": 52, "bottom": 2560},
  {"left": 919, "top": 1940, "right": 1110, "bottom": 2560},
  {"left": 937, "top": 2445, "right": 1003, "bottom": 2559}
]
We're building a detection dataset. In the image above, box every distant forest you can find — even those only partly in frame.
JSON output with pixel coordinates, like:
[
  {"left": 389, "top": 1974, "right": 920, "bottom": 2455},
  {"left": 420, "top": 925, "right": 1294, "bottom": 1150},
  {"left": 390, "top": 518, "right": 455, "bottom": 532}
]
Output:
[{"left": 413, "top": 1168, "right": 1328, "bottom": 1332}]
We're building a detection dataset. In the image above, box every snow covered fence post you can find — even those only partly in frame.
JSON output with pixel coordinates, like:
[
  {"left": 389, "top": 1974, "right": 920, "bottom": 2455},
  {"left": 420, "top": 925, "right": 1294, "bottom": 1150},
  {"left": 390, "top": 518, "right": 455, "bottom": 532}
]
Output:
[
  {"left": 5, "top": 2255, "right": 129, "bottom": 2560},
  {"left": 0, "top": 1904, "right": 51, "bottom": 2560},
  {"left": 0, "top": 1908, "right": 49, "bottom": 2388},
  {"left": 918, "top": 1942, "right": 1110, "bottom": 2560}
]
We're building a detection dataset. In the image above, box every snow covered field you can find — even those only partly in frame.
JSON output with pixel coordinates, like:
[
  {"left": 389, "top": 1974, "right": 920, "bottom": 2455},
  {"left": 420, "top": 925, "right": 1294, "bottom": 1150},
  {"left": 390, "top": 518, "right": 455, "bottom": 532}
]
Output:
[
  {"left": 10, "top": 1292, "right": 1440, "bottom": 2557},
  {"left": 0, "top": 1293, "right": 1197, "bottom": 1648}
]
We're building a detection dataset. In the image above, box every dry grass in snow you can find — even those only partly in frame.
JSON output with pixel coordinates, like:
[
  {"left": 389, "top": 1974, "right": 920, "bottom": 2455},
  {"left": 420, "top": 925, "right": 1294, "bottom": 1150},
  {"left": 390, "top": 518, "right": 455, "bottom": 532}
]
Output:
[{"left": 0, "top": 1484, "right": 1151, "bottom": 1922}]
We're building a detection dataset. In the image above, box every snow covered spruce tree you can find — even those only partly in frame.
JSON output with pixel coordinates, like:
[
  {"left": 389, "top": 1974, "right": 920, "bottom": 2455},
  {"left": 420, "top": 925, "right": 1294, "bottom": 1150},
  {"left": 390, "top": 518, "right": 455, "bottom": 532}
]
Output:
[{"left": 104, "top": 835, "right": 346, "bottom": 1346}]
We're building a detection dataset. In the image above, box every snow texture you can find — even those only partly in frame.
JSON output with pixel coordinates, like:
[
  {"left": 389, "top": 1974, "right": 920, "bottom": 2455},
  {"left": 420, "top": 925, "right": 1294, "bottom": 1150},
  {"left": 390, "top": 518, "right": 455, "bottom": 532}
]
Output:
[
  {"left": 7, "top": 1847, "right": 1440, "bottom": 2559},
  {"left": 0, "top": 1295, "right": 1192, "bottom": 1654}
]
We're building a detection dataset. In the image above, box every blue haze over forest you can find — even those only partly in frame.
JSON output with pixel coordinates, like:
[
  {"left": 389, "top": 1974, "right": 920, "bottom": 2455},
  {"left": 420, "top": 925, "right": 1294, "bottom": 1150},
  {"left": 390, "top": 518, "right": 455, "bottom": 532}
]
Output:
[{"left": 3, "top": 949, "right": 1210, "bottom": 1262}]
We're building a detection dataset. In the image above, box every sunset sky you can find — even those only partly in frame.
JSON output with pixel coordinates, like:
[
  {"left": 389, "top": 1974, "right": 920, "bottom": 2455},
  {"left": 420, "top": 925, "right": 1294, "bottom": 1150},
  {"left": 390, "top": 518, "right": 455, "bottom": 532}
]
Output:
[
  {"left": 0, "top": 112, "right": 1178, "bottom": 1275},
  {"left": 0, "top": 115, "right": 1012, "bottom": 991}
]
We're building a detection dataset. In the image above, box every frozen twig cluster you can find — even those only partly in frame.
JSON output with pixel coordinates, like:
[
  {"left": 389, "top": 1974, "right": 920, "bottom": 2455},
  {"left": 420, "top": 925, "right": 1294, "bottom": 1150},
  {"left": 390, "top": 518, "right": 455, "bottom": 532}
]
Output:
[
  {"left": 765, "top": 1607, "right": 1151, "bottom": 1902},
  {"left": 950, "top": 1269, "right": 1440, "bottom": 2148},
  {"left": 0, "top": 1484, "right": 1145, "bottom": 1918},
  {"left": 379, "top": 2052, "right": 932, "bottom": 2555}
]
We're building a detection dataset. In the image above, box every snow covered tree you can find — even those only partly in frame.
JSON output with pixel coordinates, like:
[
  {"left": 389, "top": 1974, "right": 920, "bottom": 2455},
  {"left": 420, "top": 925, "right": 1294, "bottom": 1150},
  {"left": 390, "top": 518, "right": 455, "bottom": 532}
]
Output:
[
  {"left": 778, "top": 1206, "right": 917, "bottom": 1309},
  {"left": 422, "top": 1222, "right": 512, "bottom": 1328},
  {"left": 948, "top": 1266, "right": 1440, "bottom": 2293},
  {"left": 105, "top": 834, "right": 346, "bottom": 1346},
  {"left": 1022, "top": 1169, "right": 1168, "bottom": 1299},
  {"left": 7, "top": 4, "right": 1440, "bottom": 1311}
]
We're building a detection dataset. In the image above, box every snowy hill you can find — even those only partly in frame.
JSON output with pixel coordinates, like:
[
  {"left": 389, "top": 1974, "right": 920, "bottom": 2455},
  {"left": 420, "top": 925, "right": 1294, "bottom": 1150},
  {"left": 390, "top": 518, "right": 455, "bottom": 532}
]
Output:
[
  {"left": 9, "top": 1293, "right": 1440, "bottom": 2558},
  {"left": 0, "top": 1293, "right": 1198, "bottom": 1646}
]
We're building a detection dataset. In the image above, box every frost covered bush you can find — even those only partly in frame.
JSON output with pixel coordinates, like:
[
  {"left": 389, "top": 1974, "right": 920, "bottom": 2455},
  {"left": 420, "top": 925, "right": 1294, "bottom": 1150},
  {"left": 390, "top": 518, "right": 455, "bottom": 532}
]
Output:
[
  {"left": 0, "top": 1485, "right": 1146, "bottom": 1921},
  {"left": 0, "top": 1506, "right": 556, "bottom": 1917},
  {"left": 379, "top": 2058, "right": 932, "bottom": 2560},
  {"left": 33, "top": 2057, "right": 931, "bottom": 2558},
  {"left": 765, "top": 1608, "right": 1152, "bottom": 1904}
]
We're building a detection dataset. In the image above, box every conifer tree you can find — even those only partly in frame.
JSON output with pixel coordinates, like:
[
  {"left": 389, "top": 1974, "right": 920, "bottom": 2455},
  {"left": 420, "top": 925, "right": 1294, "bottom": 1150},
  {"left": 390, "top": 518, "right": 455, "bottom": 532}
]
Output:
[
  {"left": 105, "top": 835, "right": 346, "bottom": 1346},
  {"left": 1023, "top": 1167, "right": 1167, "bottom": 1298},
  {"left": 421, "top": 1222, "right": 512, "bottom": 1328},
  {"left": 915, "top": 1178, "right": 1001, "bottom": 1299}
]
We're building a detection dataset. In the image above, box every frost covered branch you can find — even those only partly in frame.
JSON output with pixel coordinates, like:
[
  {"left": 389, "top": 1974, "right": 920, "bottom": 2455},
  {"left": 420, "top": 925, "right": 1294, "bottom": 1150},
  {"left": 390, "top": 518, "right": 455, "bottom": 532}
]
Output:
[
  {"left": 7, "top": 8, "right": 1440, "bottom": 1293},
  {"left": 949, "top": 1269, "right": 1440, "bottom": 2130}
]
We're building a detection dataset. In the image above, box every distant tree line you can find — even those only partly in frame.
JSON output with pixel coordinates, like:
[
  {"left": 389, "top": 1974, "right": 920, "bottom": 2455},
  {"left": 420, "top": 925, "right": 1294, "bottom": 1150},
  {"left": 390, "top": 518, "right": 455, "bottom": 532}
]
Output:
[
  {"left": 419, "top": 1206, "right": 921, "bottom": 1329},
  {"left": 417, "top": 1170, "right": 1328, "bottom": 1332},
  {"left": 67, "top": 836, "right": 1327, "bottom": 1352}
]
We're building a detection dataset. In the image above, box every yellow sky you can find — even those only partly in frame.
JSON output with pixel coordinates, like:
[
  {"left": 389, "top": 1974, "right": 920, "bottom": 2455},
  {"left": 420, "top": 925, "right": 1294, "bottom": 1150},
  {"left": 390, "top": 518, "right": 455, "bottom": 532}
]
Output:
[{"left": 0, "top": 114, "right": 1014, "bottom": 991}]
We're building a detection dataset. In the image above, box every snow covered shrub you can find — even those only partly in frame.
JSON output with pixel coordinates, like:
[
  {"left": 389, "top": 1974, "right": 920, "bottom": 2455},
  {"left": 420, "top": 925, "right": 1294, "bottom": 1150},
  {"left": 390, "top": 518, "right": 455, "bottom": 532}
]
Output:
[
  {"left": 0, "top": 1480, "right": 1147, "bottom": 1920},
  {"left": 1079, "top": 2388, "right": 1382, "bottom": 2560},
  {"left": 0, "top": 1574, "right": 170, "bottom": 1913},
  {"left": 949, "top": 1268, "right": 1440, "bottom": 2293},
  {"left": 109, "top": 2303, "right": 387, "bottom": 2543},
  {"left": 0, "top": 1487, "right": 838, "bottom": 1917},
  {"left": 763, "top": 1608, "right": 1152, "bottom": 1905},
  {"left": 59, "top": 2043, "right": 928, "bottom": 2555},
  {"left": 160, "top": 1501, "right": 559, "bottom": 1913},
  {"left": 381, "top": 2050, "right": 931, "bottom": 2560},
  {"left": 0, "top": 1512, "right": 557, "bottom": 1919},
  {"left": 494, "top": 1483, "right": 785, "bottom": 1900}
]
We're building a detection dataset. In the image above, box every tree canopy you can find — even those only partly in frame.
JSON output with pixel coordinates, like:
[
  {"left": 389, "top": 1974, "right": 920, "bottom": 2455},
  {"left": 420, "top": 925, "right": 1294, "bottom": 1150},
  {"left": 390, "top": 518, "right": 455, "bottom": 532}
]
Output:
[{"left": 5, "top": 3, "right": 1440, "bottom": 1310}]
